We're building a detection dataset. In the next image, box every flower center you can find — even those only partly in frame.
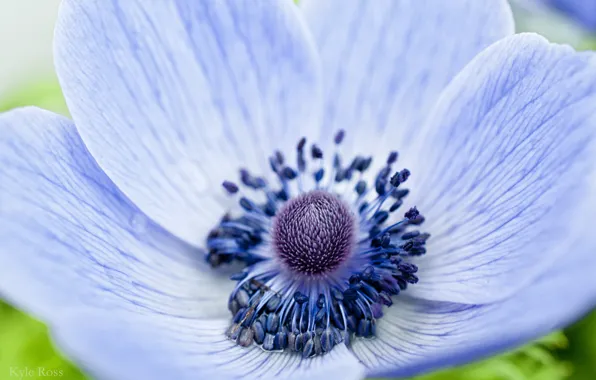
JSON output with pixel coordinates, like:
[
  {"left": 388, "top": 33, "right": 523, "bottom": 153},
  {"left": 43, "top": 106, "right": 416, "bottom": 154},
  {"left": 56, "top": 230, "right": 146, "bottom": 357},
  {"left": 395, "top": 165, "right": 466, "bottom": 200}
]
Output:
[
  {"left": 204, "top": 130, "right": 429, "bottom": 358},
  {"left": 272, "top": 190, "right": 356, "bottom": 276}
]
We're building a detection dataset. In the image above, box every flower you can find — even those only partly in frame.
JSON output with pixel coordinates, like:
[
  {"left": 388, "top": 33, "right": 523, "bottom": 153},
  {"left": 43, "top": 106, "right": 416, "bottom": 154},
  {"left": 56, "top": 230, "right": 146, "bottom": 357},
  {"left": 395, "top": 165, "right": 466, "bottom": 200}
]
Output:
[{"left": 1, "top": 0, "right": 596, "bottom": 379}]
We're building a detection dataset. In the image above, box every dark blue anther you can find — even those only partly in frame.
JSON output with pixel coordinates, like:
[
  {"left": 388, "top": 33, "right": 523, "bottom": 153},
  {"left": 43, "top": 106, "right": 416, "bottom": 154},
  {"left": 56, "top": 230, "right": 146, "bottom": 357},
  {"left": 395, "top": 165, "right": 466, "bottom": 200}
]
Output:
[
  {"left": 239, "top": 197, "right": 255, "bottom": 212},
  {"left": 282, "top": 167, "right": 297, "bottom": 180},
  {"left": 222, "top": 181, "right": 239, "bottom": 194},
  {"left": 334, "top": 130, "right": 345, "bottom": 144},
  {"left": 238, "top": 327, "right": 254, "bottom": 347},
  {"left": 314, "top": 168, "right": 325, "bottom": 182},
  {"left": 362, "top": 266, "right": 375, "bottom": 281},
  {"left": 275, "top": 151, "right": 285, "bottom": 165},
  {"left": 371, "top": 236, "right": 382, "bottom": 247},
  {"left": 373, "top": 211, "right": 389, "bottom": 224},
  {"left": 357, "top": 319, "right": 371, "bottom": 337},
  {"left": 266, "top": 313, "right": 280, "bottom": 333},
  {"left": 346, "top": 315, "right": 357, "bottom": 331},
  {"left": 230, "top": 272, "right": 248, "bottom": 281},
  {"left": 410, "top": 247, "right": 427, "bottom": 255},
  {"left": 302, "top": 337, "right": 314, "bottom": 358},
  {"left": 252, "top": 321, "right": 265, "bottom": 344},
  {"left": 389, "top": 200, "right": 403, "bottom": 212},
  {"left": 331, "top": 306, "right": 344, "bottom": 330},
  {"left": 355, "top": 180, "right": 366, "bottom": 195},
  {"left": 331, "top": 327, "right": 344, "bottom": 345},
  {"left": 405, "top": 207, "right": 420, "bottom": 220},
  {"left": 297, "top": 137, "right": 307, "bottom": 151},
  {"left": 240, "top": 169, "right": 251, "bottom": 186},
  {"left": 331, "top": 288, "right": 344, "bottom": 301},
  {"left": 362, "top": 157, "right": 373, "bottom": 172},
  {"left": 277, "top": 189, "right": 289, "bottom": 201},
  {"left": 409, "top": 215, "right": 425, "bottom": 225},
  {"left": 266, "top": 295, "right": 281, "bottom": 312},
  {"left": 274, "top": 331, "right": 288, "bottom": 350},
  {"left": 387, "top": 151, "right": 398, "bottom": 164},
  {"left": 229, "top": 299, "right": 241, "bottom": 316},
  {"left": 263, "top": 201, "right": 276, "bottom": 217},
  {"left": 263, "top": 334, "right": 275, "bottom": 350},
  {"left": 360, "top": 282, "right": 379, "bottom": 302},
  {"left": 402, "top": 231, "right": 420, "bottom": 240},
  {"left": 233, "top": 308, "right": 246, "bottom": 324},
  {"left": 352, "top": 156, "right": 372, "bottom": 172},
  {"left": 393, "top": 188, "right": 409, "bottom": 199},
  {"left": 378, "top": 166, "right": 391, "bottom": 179},
  {"left": 321, "top": 329, "right": 335, "bottom": 352},
  {"left": 400, "top": 168, "right": 411, "bottom": 182},
  {"left": 349, "top": 274, "right": 361, "bottom": 284},
  {"left": 294, "top": 333, "right": 305, "bottom": 351},
  {"left": 390, "top": 169, "right": 411, "bottom": 187},
  {"left": 294, "top": 292, "right": 309, "bottom": 304},
  {"left": 317, "top": 294, "right": 326, "bottom": 308},
  {"left": 376, "top": 178, "right": 387, "bottom": 196},
  {"left": 311, "top": 144, "right": 323, "bottom": 159},
  {"left": 359, "top": 202, "right": 369, "bottom": 214},
  {"left": 378, "top": 292, "right": 393, "bottom": 306},
  {"left": 399, "top": 262, "right": 418, "bottom": 273},
  {"left": 269, "top": 157, "right": 279, "bottom": 173},
  {"left": 390, "top": 172, "right": 401, "bottom": 187},
  {"left": 235, "top": 289, "right": 249, "bottom": 308},
  {"left": 343, "top": 287, "right": 359, "bottom": 301}
]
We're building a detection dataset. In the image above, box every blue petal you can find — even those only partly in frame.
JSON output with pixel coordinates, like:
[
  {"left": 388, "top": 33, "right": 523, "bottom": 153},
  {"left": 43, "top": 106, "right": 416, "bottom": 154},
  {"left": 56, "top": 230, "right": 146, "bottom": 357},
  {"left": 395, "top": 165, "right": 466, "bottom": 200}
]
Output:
[
  {"left": 53, "top": 313, "right": 366, "bottom": 380},
  {"left": 300, "top": 0, "right": 513, "bottom": 153},
  {"left": 543, "top": 0, "right": 596, "bottom": 31},
  {"left": 352, "top": 224, "right": 596, "bottom": 377},
  {"left": 54, "top": 0, "right": 322, "bottom": 246},
  {"left": 406, "top": 34, "right": 596, "bottom": 304},
  {"left": 0, "top": 108, "right": 233, "bottom": 324}
]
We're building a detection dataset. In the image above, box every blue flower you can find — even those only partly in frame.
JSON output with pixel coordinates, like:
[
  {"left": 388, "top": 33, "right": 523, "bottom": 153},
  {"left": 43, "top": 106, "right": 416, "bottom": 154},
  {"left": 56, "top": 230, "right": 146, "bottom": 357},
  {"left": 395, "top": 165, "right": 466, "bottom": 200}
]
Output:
[{"left": 1, "top": 0, "right": 596, "bottom": 379}]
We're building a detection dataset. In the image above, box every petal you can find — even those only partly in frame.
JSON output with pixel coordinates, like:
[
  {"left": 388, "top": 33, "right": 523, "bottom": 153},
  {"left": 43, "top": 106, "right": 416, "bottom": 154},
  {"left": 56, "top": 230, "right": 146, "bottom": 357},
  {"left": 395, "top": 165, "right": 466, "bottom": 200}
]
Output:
[
  {"left": 543, "top": 0, "right": 596, "bottom": 31},
  {"left": 352, "top": 225, "right": 596, "bottom": 377},
  {"left": 54, "top": 0, "right": 322, "bottom": 246},
  {"left": 0, "top": 107, "right": 233, "bottom": 323},
  {"left": 53, "top": 313, "right": 366, "bottom": 380},
  {"left": 406, "top": 34, "right": 596, "bottom": 304},
  {"left": 300, "top": 0, "right": 513, "bottom": 153}
]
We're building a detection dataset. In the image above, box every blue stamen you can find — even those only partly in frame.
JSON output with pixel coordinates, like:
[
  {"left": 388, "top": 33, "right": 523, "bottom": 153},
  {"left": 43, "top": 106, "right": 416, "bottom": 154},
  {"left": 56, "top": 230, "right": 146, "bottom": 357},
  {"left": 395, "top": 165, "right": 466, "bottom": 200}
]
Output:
[{"left": 207, "top": 131, "right": 429, "bottom": 357}]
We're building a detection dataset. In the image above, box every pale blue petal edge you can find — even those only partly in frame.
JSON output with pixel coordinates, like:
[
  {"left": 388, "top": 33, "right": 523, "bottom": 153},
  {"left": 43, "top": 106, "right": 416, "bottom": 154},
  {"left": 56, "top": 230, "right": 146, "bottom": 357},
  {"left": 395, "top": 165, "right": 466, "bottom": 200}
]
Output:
[{"left": 406, "top": 34, "right": 596, "bottom": 304}]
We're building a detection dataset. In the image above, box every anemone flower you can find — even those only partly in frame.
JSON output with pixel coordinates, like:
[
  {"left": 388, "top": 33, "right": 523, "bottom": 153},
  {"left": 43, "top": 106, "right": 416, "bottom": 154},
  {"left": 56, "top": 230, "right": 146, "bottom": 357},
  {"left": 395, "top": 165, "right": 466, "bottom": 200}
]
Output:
[{"left": 1, "top": 1, "right": 596, "bottom": 379}]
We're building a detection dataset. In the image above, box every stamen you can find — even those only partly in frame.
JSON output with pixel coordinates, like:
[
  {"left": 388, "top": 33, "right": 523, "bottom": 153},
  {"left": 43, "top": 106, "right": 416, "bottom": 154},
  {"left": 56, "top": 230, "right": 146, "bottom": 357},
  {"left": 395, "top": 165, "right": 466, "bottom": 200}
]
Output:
[{"left": 205, "top": 131, "right": 429, "bottom": 357}]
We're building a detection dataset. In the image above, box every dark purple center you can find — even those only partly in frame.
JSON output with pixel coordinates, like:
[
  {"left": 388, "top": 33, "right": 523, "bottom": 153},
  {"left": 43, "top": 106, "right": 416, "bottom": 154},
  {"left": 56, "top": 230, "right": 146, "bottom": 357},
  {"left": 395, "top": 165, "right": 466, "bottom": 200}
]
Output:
[{"left": 272, "top": 190, "right": 356, "bottom": 276}]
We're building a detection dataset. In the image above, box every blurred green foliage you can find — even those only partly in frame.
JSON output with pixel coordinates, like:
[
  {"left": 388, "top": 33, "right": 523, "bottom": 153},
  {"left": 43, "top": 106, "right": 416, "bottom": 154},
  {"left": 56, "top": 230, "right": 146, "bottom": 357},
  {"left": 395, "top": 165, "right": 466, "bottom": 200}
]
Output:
[{"left": 1, "top": 77, "right": 595, "bottom": 380}]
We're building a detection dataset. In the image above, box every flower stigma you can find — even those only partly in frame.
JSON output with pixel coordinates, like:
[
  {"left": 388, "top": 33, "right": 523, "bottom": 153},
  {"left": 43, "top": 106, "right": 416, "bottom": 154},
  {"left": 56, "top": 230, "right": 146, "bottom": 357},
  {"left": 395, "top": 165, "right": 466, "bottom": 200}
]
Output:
[{"left": 205, "top": 131, "right": 429, "bottom": 358}]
